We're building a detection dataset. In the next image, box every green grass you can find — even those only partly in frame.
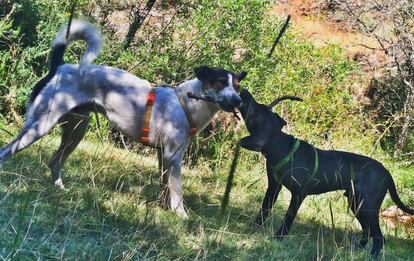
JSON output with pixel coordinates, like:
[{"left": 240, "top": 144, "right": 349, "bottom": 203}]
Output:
[{"left": 0, "top": 127, "right": 413, "bottom": 260}]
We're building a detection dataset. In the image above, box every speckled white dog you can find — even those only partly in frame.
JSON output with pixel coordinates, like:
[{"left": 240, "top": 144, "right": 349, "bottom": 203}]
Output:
[{"left": 0, "top": 20, "right": 246, "bottom": 218}]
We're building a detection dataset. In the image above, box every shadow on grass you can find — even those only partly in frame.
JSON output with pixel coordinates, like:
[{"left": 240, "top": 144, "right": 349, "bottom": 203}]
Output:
[
  {"left": 0, "top": 148, "right": 176, "bottom": 260},
  {"left": 0, "top": 145, "right": 413, "bottom": 260}
]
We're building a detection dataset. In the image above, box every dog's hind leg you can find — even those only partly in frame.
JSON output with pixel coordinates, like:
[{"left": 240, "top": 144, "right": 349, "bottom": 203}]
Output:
[
  {"left": 356, "top": 210, "right": 383, "bottom": 257},
  {"left": 275, "top": 194, "right": 304, "bottom": 239},
  {"left": 48, "top": 111, "right": 90, "bottom": 189},
  {"left": 0, "top": 117, "right": 58, "bottom": 163},
  {"left": 254, "top": 166, "right": 282, "bottom": 228},
  {"left": 367, "top": 215, "right": 384, "bottom": 257},
  {"left": 0, "top": 96, "right": 81, "bottom": 169},
  {"left": 359, "top": 205, "right": 384, "bottom": 256},
  {"left": 346, "top": 190, "right": 369, "bottom": 248},
  {"left": 347, "top": 189, "right": 384, "bottom": 257}
]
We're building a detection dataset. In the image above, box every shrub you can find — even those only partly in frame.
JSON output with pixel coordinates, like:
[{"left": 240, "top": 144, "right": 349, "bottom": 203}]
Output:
[{"left": 0, "top": 0, "right": 380, "bottom": 167}]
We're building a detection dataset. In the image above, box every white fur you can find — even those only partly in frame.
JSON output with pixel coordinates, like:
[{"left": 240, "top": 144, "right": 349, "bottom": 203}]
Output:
[
  {"left": 0, "top": 20, "right": 241, "bottom": 219},
  {"left": 53, "top": 20, "right": 102, "bottom": 76}
]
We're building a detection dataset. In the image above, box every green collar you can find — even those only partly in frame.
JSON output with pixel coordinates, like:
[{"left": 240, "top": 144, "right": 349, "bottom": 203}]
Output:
[
  {"left": 310, "top": 147, "right": 319, "bottom": 180},
  {"left": 271, "top": 139, "right": 319, "bottom": 183},
  {"left": 271, "top": 139, "right": 301, "bottom": 172}
]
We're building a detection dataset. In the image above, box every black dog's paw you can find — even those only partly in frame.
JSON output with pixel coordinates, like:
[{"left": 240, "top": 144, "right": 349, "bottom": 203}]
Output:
[
  {"left": 239, "top": 136, "right": 264, "bottom": 152},
  {"left": 252, "top": 214, "right": 266, "bottom": 230},
  {"left": 274, "top": 226, "right": 289, "bottom": 240},
  {"left": 370, "top": 238, "right": 384, "bottom": 258},
  {"left": 370, "top": 248, "right": 381, "bottom": 258},
  {"left": 274, "top": 233, "right": 285, "bottom": 240}
]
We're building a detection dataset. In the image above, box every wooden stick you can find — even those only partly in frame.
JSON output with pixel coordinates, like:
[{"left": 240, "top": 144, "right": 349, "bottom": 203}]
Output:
[
  {"left": 186, "top": 92, "right": 218, "bottom": 103},
  {"left": 221, "top": 143, "right": 241, "bottom": 215},
  {"left": 267, "top": 15, "right": 291, "bottom": 59},
  {"left": 66, "top": 1, "right": 77, "bottom": 40}
]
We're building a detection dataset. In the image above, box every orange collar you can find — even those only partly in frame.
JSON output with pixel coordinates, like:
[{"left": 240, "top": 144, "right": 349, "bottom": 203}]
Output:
[
  {"left": 140, "top": 88, "right": 197, "bottom": 147},
  {"left": 140, "top": 89, "right": 156, "bottom": 145}
]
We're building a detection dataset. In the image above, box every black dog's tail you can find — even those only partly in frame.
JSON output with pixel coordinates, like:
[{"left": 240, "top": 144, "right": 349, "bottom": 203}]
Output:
[
  {"left": 388, "top": 176, "right": 414, "bottom": 215},
  {"left": 29, "top": 20, "right": 102, "bottom": 103}
]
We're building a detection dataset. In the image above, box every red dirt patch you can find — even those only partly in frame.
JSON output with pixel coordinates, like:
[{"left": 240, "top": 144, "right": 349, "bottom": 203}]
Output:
[
  {"left": 271, "top": 0, "right": 388, "bottom": 94},
  {"left": 381, "top": 206, "right": 414, "bottom": 228}
]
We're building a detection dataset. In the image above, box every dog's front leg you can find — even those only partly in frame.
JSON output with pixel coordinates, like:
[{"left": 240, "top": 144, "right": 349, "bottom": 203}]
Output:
[
  {"left": 159, "top": 146, "right": 188, "bottom": 219},
  {"left": 254, "top": 166, "right": 282, "bottom": 228},
  {"left": 158, "top": 148, "right": 169, "bottom": 209},
  {"left": 275, "top": 194, "right": 304, "bottom": 239}
]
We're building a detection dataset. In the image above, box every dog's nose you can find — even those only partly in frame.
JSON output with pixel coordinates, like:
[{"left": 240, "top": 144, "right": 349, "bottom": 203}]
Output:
[{"left": 231, "top": 94, "right": 242, "bottom": 106}]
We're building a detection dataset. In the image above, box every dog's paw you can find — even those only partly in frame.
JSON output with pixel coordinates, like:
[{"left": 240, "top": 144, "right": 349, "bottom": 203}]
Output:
[
  {"left": 252, "top": 216, "right": 265, "bottom": 229},
  {"left": 274, "top": 233, "right": 285, "bottom": 240},
  {"left": 370, "top": 248, "right": 381, "bottom": 258},
  {"left": 54, "top": 178, "right": 65, "bottom": 190},
  {"left": 275, "top": 227, "right": 288, "bottom": 240}
]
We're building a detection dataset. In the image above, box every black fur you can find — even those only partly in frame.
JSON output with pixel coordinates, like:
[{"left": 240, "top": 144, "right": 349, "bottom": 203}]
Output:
[
  {"left": 238, "top": 89, "right": 414, "bottom": 257},
  {"left": 29, "top": 43, "right": 66, "bottom": 103}
]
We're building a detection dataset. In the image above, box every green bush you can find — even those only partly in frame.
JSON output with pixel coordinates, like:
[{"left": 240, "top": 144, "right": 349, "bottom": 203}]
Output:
[{"left": 0, "top": 0, "right": 382, "bottom": 166}]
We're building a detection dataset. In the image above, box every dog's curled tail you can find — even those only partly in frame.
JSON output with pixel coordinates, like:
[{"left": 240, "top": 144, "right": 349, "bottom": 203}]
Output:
[
  {"left": 29, "top": 20, "right": 102, "bottom": 103},
  {"left": 388, "top": 176, "right": 414, "bottom": 215},
  {"left": 53, "top": 19, "right": 102, "bottom": 75}
]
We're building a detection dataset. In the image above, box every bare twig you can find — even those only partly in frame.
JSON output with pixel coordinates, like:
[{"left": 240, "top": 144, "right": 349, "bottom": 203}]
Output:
[
  {"left": 220, "top": 143, "right": 240, "bottom": 215},
  {"left": 268, "top": 15, "right": 291, "bottom": 59},
  {"left": 123, "top": 0, "right": 156, "bottom": 50},
  {"left": 186, "top": 92, "right": 218, "bottom": 103}
]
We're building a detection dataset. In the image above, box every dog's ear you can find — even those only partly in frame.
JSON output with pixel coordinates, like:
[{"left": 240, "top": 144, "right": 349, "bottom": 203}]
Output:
[
  {"left": 239, "top": 135, "right": 267, "bottom": 151},
  {"left": 240, "top": 88, "right": 255, "bottom": 102},
  {"left": 239, "top": 88, "right": 250, "bottom": 98},
  {"left": 194, "top": 66, "right": 213, "bottom": 82},
  {"left": 237, "top": 71, "right": 247, "bottom": 82}
]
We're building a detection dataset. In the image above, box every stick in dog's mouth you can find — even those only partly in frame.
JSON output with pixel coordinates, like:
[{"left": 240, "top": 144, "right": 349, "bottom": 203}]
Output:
[
  {"left": 186, "top": 92, "right": 218, "bottom": 103},
  {"left": 187, "top": 92, "right": 241, "bottom": 120}
]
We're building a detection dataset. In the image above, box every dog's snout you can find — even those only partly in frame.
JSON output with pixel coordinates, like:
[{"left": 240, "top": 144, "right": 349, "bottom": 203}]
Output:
[{"left": 232, "top": 94, "right": 242, "bottom": 106}]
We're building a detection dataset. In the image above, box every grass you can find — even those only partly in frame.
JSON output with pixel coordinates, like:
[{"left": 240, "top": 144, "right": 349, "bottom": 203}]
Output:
[{"left": 0, "top": 125, "right": 413, "bottom": 260}]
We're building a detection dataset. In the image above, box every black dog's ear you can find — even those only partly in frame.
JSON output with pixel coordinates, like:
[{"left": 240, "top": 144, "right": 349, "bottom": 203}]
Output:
[
  {"left": 237, "top": 71, "right": 247, "bottom": 81},
  {"left": 239, "top": 88, "right": 252, "bottom": 99},
  {"left": 239, "top": 135, "right": 267, "bottom": 151},
  {"left": 194, "top": 66, "right": 213, "bottom": 82}
]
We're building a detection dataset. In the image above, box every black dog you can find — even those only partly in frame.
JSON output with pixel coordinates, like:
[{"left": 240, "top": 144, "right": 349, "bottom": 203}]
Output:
[{"left": 238, "top": 89, "right": 414, "bottom": 257}]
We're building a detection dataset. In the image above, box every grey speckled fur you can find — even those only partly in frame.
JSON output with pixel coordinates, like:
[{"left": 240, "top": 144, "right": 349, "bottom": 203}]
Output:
[{"left": 0, "top": 20, "right": 245, "bottom": 218}]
